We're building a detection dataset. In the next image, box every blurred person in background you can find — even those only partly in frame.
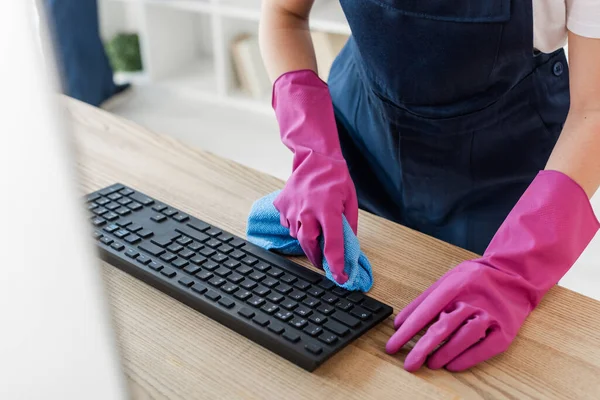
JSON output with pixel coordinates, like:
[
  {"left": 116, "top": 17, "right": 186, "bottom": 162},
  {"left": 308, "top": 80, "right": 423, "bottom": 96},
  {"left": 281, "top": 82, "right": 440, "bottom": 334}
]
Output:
[{"left": 260, "top": 0, "right": 600, "bottom": 371}]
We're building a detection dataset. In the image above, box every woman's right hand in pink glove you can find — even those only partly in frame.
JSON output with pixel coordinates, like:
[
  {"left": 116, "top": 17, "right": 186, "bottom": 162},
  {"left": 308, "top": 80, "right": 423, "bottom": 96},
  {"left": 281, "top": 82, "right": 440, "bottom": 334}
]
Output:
[{"left": 272, "top": 69, "right": 358, "bottom": 284}]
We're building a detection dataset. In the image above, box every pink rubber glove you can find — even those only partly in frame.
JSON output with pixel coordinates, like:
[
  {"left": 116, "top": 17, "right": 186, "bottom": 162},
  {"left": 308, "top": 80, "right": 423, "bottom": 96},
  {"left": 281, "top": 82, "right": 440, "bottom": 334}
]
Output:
[
  {"left": 386, "top": 170, "right": 599, "bottom": 371},
  {"left": 272, "top": 69, "right": 358, "bottom": 284}
]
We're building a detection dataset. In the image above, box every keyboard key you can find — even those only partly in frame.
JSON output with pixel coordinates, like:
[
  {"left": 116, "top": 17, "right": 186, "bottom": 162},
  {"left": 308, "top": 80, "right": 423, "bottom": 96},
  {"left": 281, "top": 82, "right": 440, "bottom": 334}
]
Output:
[
  {"left": 183, "top": 264, "right": 201, "bottom": 275},
  {"left": 294, "top": 306, "right": 312, "bottom": 317},
  {"left": 87, "top": 193, "right": 101, "bottom": 202},
  {"left": 253, "top": 285, "right": 270, "bottom": 297},
  {"left": 137, "top": 254, "right": 152, "bottom": 265},
  {"left": 332, "top": 287, "right": 350, "bottom": 297},
  {"left": 280, "top": 299, "right": 298, "bottom": 311},
  {"left": 247, "top": 296, "right": 265, "bottom": 308},
  {"left": 241, "top": 256, "right": 258, "bottom": 266},
  {"left": 283, "top": 332, "right": 300, "bottom": 343},
  {"left": 167, "top": 243, "right": 183, "bottom": 253},
  {"left": 317, "top": 304, "right": 335, "bottom": 315},
  {"left": 127, "top": 223, "right": 143, "bottom": 233},
  {"left": 108, "top": 193, "right": 122, "bottom": 201},
  {"left": 332, "top": 311, "right": 360, "bottom": 328},
  {"left": 124, "top": 234, "right": 141, "bottom": 244},
  {"left": 318, "top": 279, "right": 335, "bottom": 290},
  {"left": 361, "top": 299, "right": 383, "bottom": 313},
  {"left": 151, "top": 214, "right": 167, "bottom": 223},
  {"left": 172, "top": 259, "right": 189, "bottom": 269},
  {"left": 104, "top": 212, "right": 120, "bottom": 221},
  {"left": 178, "top": 277, "right": 194, "bottom": 287},
  {"left": 202, "top": 261, "right": 219, "bottom": 271},
  {"left": 219, "top": 298, "right": 235, "bottom": 309},
  {"left": 347, "top": 292, "right": 365, "bottom": 303},
  {"left": 211, "top": 253, "right": 228, "bottom": 263},
  {"left": 240, "top": 279, "right": 257, "bottom": 290},
  {"left": 289, "top": 290, "right": 306, "bottom": 301},
  {"left": 303, "top": 324, "right": 323, "bottom": 337},
  {"left": 100, "top": 236, "right": 113, "bottom": 246},
  {"left": 209, "top": 277, "right": 225, "bottom": 287},
  {"left": 308, "top": 313, "right": 327, "bottom": 325},
  {"left": 252, "top": 314, "right": 270, "bottom": 327},
  {"left": 187, "top": 221, "right": 210, "bottom": 232},
  {"left": 294, "top": 280, "right": 311, "bottom": 290},
  {"left": 237, "top": 265, "right": 253, "bottom": 275},
  {"left": 268, "top": 323, "right": 285, "bottom": 335},
  {"left": 230, "top": 250, "right": 245, "bottom": 259},
  {"left": 238, "top": 307, "right": 255, "bottom": 319},
  {"left": 111, "top": 242, "right": 125, "bottom": 251},
  {"left": 217, "top": 233, "right": 234, "bottom": 242},
  {"left": 266, "top": 292, "right": 284, "bottom": 303},
  {"left": 281, "top": 274, "right": 297, "bottom": 284},
  {"left": 230, "top": 238, "right": 245, "bottom": 248},
  {"left": 248, "top": 271, "right": 265, "bottom": 282},
  {"left": 266, "top": 268, "right": 284, "bottom": 278},
  {"left": 290, "top": 317, "right": 308, "bottom": 329},
  {"left": 91, "top": 217, "right": 106, "bottom": 226},
  {"left": 303, "top": 296, "right": 320, "bottom": 308},
  {"left": 93, "top": 207, "right": 108, "bottom": 216},
  {"left": 96, "top": 198, "right": 110, "bottom": 206},
  {"left": 176, "top": 236, "right": 192, "bottom": 246},
  {"left": 173, "top": 214, "right": 189, "bottom": 223},
  {"left": 275, "top": 311, "right": 293, "bottom": 322},
  {"left": 99, "top": 185, "right": 123, "bottom": 196},
  {"left": 221, "top": 282, "right": 238, "bottom": 294},
  {"left": 158, "top": 251, "right": 175, "bottom": 262},
  {"left": 318, "top": 332, "right": 338, "bottom": 345},
  {"left": 139, "top": 242, "right": 165, "bottom": 257},
  {"left": 261, "top": 302, "right": 279, "bottom": 315},
  {"left": 119, "top": 188, "right": 134, "bottom": 196},
  {"left": 116, "top": 219, "right": 132, "bottom": 227},
  {"left": 138, "top": 229, "right": 153, "bottom": 239},
  {"left": 93, "top": 231, "right": 103, "bottom": 240},
  {"left": 305, "top": 343, "right": 323, "bottom": 355},
  {"left": 215, "top": 266, "right": 232, "bottom": 277},
  {"left": 115, "top": 207, "right": 131, "bottom": 216},
  {"left": 190, "top": 256, "right": 207, "bottom": 265},
  {"left": 117, "top": 197, "right": 132, "bottom": 206},
  {"left": 105, "top": 202, "right": 120, "bottom": 211},
  {"left": 128, "top": 202, "right": 143, "bottom": 211},
  {"left": 262, "top": 277, "right": 278, "bottom": 288},
  {"left": 217, "top": 244, "right": 233, "bottom": 254},
  {"left": 227, "top": 272, "right": 244, "bottom": 284},
  {"left": 223, "top": 259, "right": 240, "bottom": 269},
  {"left": 206, "top": 228, "right": 222, "bottom": 237},
  {"left": 254, "top": 262, "right": 271, "bottom": 272},
  {"left": 113, "top": 229, "right": 128, "bottom": 239},
  {"left": 205, "top": 239, "right": 221, "bottom": 248},
  {"left": 163, "top": 208, "right": 178, "bottom": 217},
  {"left": 148, "top": 262, "right": 163, "bottom": 271},
  {"left": 324, "top": 320, "right": 349, "bottom": 336},
  {"left": 234, "top": 290, "right": 252, "bottom": 301},
  {"left": 88, "top": 203, "right": 99, "bottom": 211},
  {"left": 200, "top": 248, "right": 216, "bottom": 257},
  {"left": 336, "top": 299, "right": 353, "bottom": 311},
  {"left": 125, "top": 248, "right": 139, "bottom": 258},
  {"left": 188, "top": 241, "right": 203, "bottom": 251},
  {"left": 195, "top": 270, "right": 213, "bottom": 281},
  {"left": 130, "top": 193, "right": 154, "bottom": 206},
  {"left": 350, "top": 306, "right": 372, "bottom": 321},
  {"left": 192, "top": 284, "right": 207, "bottom": 295},
  {"left": 160, "top": 267, "right": 177, "bottom": 278},
  {"left": 205, "top": 290, "right": 221, "bottom": 301},
  {"left": 321, "top": 294, "right": 338, "bottom": 304},
  {"left": 307, "top": 287, "right": 324, "bottom": 298},
  {"left": 152, "top": 204, "right": 167, "bottom": 212},
  {"left": 275, "top": 283, "right": 292, "bottom": 294}
]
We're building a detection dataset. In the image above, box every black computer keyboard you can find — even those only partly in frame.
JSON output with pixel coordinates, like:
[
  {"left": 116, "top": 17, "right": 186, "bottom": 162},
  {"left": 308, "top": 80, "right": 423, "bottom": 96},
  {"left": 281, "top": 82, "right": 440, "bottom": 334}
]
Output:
[{"left": 86, "top": 183, "right": 392, "bottom": 371}]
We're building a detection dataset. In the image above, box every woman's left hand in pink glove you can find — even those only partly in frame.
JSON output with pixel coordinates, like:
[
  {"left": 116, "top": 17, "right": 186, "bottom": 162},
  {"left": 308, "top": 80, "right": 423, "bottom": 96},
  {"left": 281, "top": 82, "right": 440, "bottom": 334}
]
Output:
[{"left": 386, "top": 171, "right": 599, "bottom": 372}]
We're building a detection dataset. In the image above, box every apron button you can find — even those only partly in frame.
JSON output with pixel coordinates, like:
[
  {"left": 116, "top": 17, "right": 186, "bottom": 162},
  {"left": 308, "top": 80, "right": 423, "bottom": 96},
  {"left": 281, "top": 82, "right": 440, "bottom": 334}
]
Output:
[{"left": 552, "top": 61, "right": 564, "bottom": 76}]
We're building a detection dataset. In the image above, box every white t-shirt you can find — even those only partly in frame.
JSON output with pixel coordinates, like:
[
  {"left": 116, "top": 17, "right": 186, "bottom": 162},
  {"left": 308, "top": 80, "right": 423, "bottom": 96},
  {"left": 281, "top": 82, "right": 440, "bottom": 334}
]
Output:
[{"left": 534, "top": 0, "right": 600, "bottom": 53}]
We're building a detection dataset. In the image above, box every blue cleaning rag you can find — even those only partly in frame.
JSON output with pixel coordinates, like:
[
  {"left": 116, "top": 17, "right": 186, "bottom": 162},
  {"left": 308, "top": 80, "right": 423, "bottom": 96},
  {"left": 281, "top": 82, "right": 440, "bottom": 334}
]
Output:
[{"left": 246, "top": 191, "right": 373, "bottom": 292}]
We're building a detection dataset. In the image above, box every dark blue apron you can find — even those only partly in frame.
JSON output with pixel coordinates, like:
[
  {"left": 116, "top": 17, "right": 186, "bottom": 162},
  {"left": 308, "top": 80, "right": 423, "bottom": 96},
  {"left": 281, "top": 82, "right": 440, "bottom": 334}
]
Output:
[{"left": 329, "top": 0, "right": 570, "bottom": 254}]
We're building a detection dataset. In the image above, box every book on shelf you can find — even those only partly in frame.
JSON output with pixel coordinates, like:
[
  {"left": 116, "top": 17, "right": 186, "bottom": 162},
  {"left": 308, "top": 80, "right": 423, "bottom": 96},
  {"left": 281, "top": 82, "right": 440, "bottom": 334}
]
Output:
[{"left": 230, "top": 31, "right": 349, "bottom": 99}]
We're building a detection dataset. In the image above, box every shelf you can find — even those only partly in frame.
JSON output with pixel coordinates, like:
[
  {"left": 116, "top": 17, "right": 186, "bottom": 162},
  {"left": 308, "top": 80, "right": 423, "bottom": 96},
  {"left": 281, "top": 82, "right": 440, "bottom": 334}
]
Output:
[{"left": 154, "top": 58, "right": 217, "bottom": 94}]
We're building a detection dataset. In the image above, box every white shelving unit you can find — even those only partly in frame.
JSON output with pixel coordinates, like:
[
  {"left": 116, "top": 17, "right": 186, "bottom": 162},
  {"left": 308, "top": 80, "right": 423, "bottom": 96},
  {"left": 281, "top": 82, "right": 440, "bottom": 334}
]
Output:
[{"left": 99, "top": 0, "right": 349, "bottom": 114}]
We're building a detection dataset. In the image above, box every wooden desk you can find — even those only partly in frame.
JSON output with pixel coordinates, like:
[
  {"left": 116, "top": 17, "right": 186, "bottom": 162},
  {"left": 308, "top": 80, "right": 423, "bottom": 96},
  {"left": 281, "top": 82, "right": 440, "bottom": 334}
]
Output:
[{"left": 66, "top": 97, "right": 600, "bottom": 400}]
